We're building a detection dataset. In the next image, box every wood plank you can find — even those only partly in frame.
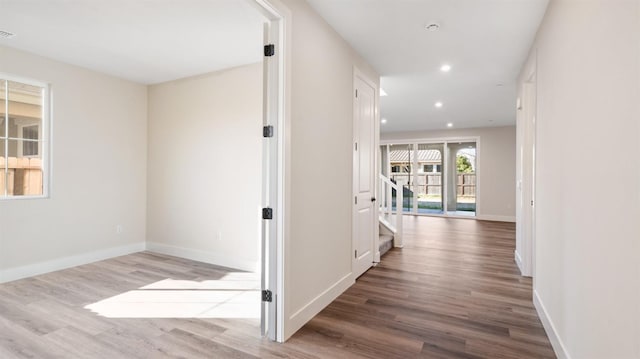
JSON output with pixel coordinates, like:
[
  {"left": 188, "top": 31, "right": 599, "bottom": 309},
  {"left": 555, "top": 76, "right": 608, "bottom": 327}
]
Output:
[{"left": 0, "top": 217, "right": 555, "bottom": 358}]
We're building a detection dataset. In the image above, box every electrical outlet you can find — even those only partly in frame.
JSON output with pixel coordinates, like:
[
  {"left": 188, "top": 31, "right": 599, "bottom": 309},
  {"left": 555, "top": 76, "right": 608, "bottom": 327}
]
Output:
[
  {"left": 116, "top": 225, "right": 124, "bottom": 235},
  {"left": 217, "top": 231, "right": 222, "bottom": 241}
]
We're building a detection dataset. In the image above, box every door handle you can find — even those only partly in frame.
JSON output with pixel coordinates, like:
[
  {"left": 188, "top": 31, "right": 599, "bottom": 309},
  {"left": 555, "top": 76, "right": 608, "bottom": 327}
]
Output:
[{"left": 371, "top": 197, "right": 376, "bottom": 202}]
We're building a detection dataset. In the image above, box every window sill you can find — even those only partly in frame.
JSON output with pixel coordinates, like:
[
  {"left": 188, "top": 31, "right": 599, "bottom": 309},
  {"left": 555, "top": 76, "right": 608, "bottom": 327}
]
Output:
[{"left": 0, "top": 195, "right": 49, "bottom": 201}]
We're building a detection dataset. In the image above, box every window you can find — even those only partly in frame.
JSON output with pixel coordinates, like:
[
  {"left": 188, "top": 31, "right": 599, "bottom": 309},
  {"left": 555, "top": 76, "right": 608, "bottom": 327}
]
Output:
[
  {"left": 391, "top": 165, "right": 412, "bottom": 173},
  {"left": 22, "top": 125, "right": 39, "bottom": 157},
  {"left": 0, "top": 77, "right": 49, "bottom": 198}
]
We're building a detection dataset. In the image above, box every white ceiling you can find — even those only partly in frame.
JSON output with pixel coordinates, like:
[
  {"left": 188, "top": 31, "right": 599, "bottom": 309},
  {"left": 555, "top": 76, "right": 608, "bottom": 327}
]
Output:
[
  {"left": 1, "top": 0, "right": 548, "bottom": 131},
  {"left": 306, "top": 0, "right": 549, "bottom": 133},
  {"left": 0, "top": 0, "right": 266, "bottom": 84}
]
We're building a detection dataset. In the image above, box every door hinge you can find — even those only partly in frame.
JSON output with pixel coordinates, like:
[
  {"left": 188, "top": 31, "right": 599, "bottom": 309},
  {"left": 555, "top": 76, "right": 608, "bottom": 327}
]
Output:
[
  {"left": 262, "top": 208, "right": 273, "bottom": 220},
  {"left": 355, "top": 196, "right": 358, "bottom": 205},
  {"left": 355, "top": 250, "right": 358, "bottom": 258},
  {"left": 264, "top": 44, "right": 275, "bottom": 57},
  {"left": 263, "top": 125, "right": 274, "bottom": 138},
  {"left": 355, "top": 142, "right": 358, "bottom": 151},
  {"left": 262, "top": 290, "right": 273, "bottom": 302},
  {"left": 531, "top": 200, "right": 534, "bottom": 206},
  {"left": 355, "top": 89, "right": 358, "bottom": 98}
]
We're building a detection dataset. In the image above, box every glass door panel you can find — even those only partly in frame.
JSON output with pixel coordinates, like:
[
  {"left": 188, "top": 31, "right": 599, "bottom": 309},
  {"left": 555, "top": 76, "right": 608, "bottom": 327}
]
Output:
[
  {"left": 388, "top": 144, "right": 414, "bottom": 213},
  {"left": 446, "top": 142, "right": 477, "bottom": 216},
  {"left": 416, "top": 143, "right": 444, "bottom": 213}
]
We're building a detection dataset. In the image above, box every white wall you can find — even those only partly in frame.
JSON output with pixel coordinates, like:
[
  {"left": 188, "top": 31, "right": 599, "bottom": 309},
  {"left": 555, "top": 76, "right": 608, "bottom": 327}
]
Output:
[
  {"left": 520, "top": 0, "right": 640, "bottom": 358},
  {"left": 382, "top": 126, "right": 517, "bottom": 222},
  {"left": 278, "top": 0, "right": 380, "bottom": 339},
  {"left": 0, "top": 46, "right": 148, "bottom": 282},
  {"left": 0, "top": 0, "right": 382, "bottom": 340},
  {"left": 146, "top": 63, "right": 263, "bottom": 272},
  {"left": 0, "top": 0, "right": 383, "bottom": 341}
]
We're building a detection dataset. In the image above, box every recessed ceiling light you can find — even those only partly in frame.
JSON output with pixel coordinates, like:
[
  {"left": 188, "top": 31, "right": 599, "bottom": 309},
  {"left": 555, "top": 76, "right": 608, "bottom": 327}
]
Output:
[
  {"left": 425, "top": 23, "right": 440, "bottom": 32},
  {"left": 381, "top": 118, "right": 388, "bottom": 124},
  {"left": 435, "top": 102, "right": 443, "bottom": 108},
  {"left": 447, "top": 123, "right": 453, "bottom": 128},
  {"left": 440, "top": 64, "right": 452, "bottom": 72},
  {"left": 0, "top": 30, "right": 15, "bottom": 39},
  {"left": 380, "top": 88, "right": 388, "bottom": 97}
]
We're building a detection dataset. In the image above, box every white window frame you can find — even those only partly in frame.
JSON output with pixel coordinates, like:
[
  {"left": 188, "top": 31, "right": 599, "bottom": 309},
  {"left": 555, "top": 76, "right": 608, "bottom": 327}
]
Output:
[{"left": 0, "top": 74, "right": 51, "bottom": 200}]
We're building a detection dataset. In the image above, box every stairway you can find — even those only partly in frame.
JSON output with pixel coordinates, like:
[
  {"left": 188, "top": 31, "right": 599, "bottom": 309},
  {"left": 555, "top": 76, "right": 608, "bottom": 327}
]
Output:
[
  {"left": 379, "top": 232, "right": 394, "bottom": 257},
  {"left": 378, "top": 173, "right": 404, "bottom": 259},
  {"left": 379, "top": 220, "right": 396, "bottom": 257}
]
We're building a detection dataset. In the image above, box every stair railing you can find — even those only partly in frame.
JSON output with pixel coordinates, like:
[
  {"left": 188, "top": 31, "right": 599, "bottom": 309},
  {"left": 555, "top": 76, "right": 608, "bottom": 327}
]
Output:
[{"left": 379, "top": 174, "right": 403, "bottom": 247}]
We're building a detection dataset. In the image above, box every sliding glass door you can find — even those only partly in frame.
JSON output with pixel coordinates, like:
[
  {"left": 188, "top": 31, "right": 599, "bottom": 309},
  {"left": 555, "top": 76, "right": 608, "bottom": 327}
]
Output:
[
  {"left": 415, "top": 143, "right": 444, "bottom": 214},
  {"left": 388, "top": 144, "right": 414, "bottom": 213},
  {"left": 381, "top": 139, "right": 477, "bottom": 217},
  {"left": 446, "top": 142, "right": 477, "bottom": 216}
]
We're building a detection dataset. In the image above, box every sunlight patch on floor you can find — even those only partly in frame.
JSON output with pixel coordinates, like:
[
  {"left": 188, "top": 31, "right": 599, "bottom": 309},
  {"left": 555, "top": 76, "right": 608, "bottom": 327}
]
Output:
[{"left": 84, "top": 273, "right": 260, "bottom": 319}]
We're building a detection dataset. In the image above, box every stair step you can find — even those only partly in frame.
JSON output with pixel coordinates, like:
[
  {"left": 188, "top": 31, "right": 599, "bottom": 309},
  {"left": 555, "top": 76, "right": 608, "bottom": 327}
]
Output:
[{"left": 379, "top": 234, "right": 394, "bottom": 257}]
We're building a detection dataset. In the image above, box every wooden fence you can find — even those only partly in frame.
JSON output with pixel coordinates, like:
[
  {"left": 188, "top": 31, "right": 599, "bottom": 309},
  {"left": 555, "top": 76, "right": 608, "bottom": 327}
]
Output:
[
  {"left": 390, "top": 173, "right": 476, "bottom": 197},
  {"left": 0, "top": 157, "right": 43, "bottom": 196}
]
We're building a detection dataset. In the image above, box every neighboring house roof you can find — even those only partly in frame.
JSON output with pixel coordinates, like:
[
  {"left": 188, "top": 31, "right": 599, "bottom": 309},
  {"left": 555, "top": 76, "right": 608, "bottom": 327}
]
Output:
[{"left": 390, "top": 149, "right": 441, "bottom": 163}]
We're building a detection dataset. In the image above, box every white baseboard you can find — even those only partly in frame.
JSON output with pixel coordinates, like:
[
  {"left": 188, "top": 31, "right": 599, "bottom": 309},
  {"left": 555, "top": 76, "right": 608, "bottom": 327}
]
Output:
[
  {"left": 534, "top": 290, "right": 570, "bottom": 359},
  {"left": 477, "top": 214, "right": 516, "bottom": 223},
  {"left": 285, "top": 272, "right": 354, "bottom": 340},
  {"left": 146, "top": 242, "right": 259, "bottom": 273},
  {"left": 0, "top": 242, "right": 145, "bottom": 284}
]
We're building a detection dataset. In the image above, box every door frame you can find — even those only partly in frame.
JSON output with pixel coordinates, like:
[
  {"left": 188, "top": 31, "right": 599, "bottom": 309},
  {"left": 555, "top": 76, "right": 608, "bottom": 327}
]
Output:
[
  {"left": 515, "top": 54, "right": 537, "bottom": 278},
  {"left": 352, "top": 66, "right": 380, "bottom": 271},
  {"left": 250, "top": 0, "right": 290, "bottom": 343}
]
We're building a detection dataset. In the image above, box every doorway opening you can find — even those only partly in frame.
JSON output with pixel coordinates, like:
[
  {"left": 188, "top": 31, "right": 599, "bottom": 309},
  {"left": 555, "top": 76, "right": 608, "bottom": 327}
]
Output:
[{"left": 82, "top": 0, "right": 287, "bottom": 343}]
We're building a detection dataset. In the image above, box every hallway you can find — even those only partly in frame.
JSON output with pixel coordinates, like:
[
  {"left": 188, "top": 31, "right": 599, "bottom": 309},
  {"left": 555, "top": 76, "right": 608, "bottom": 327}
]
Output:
[
  {"left": 291, "top": 216, "right": 555, "bottom": 358},
  {"left": 0, "top": 217, "right": 555, "bottom": 358}
]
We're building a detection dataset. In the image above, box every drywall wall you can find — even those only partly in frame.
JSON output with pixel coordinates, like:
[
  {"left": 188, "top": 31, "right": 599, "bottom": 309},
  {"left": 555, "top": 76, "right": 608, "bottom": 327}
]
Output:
[
  {"left": 0, "top": 46, "right": 148, "bottom": 282},
  {"left": 277, "top": 0, "right": 380, "bottom": 339},
  {"left": 382, "top": 126, "right": 517, "bottom": 222},
  {"left": 0, "top": 0, "right": 381, "bottom": 340},
  {"left": 146, "top": 63, "right": 263, "bottom": 272},
  {"left": 519, "top": 0, "right": 640, "bottom": 357}
]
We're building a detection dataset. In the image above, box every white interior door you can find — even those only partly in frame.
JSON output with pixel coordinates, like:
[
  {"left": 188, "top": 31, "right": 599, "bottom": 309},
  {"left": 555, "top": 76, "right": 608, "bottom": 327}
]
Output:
[
  {"left": 525, "top": 80, "right": 537, "bottom": 277},
  {"left": 516, "top": 79, "right": 536, "bottom": 278},
  {"left": 353, "top": 73, "right": 376, "bottom": 279}
]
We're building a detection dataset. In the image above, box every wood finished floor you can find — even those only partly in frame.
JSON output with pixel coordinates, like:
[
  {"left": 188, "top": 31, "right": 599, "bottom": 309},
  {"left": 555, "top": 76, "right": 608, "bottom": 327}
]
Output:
[{"left": 0, "top": 216, "right": 555, "bottom": 358}]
